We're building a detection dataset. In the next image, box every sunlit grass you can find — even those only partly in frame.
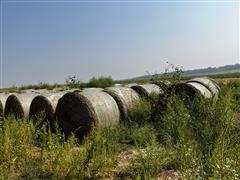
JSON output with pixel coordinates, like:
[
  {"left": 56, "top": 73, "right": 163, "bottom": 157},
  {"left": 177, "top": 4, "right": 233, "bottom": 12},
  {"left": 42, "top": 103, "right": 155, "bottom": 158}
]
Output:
[{"left": 0, "top": 79, "right": 239, "bottom": 179}]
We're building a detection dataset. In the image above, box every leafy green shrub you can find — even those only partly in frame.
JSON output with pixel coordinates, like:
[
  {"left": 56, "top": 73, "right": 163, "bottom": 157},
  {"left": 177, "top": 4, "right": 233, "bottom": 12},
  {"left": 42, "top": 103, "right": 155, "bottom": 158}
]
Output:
[
  {"left": 107, "top": 123, "right": 157, "bottom": 147},
  {"left": 0, "top": 117, "right": 119, "bottom": 179},
  {"left": 86, "top": 76, "right": 114, "bottom": 88},
  {"left": 152, "top": 82, "right": 240, "bottom": 179},
  {"left": 65, "top": 75, "right": 82, "bottom": 89},
  {"left": 154, "top": 95, "right": 190, "bottom": 144},
  {"left": 0, "top": 77, "right": 240, "bottom": 179},
  {"left": 80, "top": 129, "right": 118, "bottom": 179},
  {"left": 126, "top": 145, "right": 178, "bottom": 179},
  {"left": 20, "top": 82, "right": 63, "bottom": 90},
  {"left": 127, "top": 99, "right": 152, "bottom": 124}
]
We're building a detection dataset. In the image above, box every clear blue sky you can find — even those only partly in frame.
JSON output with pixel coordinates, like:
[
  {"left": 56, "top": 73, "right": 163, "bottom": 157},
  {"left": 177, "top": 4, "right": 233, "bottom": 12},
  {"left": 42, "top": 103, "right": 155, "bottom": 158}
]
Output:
[{"left": 1, "top": 0, "right": 239, "bottom": 87}]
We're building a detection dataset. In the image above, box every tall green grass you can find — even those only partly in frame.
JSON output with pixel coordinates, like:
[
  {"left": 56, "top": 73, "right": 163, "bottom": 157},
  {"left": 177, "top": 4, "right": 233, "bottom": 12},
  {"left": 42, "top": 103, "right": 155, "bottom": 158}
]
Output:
[
  {"left": 152, "top": 82, "right": 240, "bottom": 179},
  {"left": 0, "top": 80, "right": 239, "bottom": 179}
]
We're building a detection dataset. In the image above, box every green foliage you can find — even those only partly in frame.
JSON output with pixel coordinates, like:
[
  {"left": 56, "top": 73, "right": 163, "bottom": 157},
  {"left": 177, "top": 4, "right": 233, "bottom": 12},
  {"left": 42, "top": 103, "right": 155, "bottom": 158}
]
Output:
[
  {"left": 155, "top": 96, "right": 191, "bottom": 144},
  {"left": 86, "top": 76, "right": 114, "bottom": 88},
  {"left": 20, "top": 82, "right": 64, "bottom": 91},
  {"left": 152, "top": 81, "right": 240, "bottom": 179},
  {"left": 208, "top": 72, "right": 240, "bottom": 79},
  {"left": 107, "top": 123, "right": 157, "bottom": 147},
  {"left": 129, "top": 145, "right": 178, "bottom": 179},
  {"left": 127, "top": 99, "right": 152, "bottom": 124},
  {"left": 80, "top": 129, "right": 117, "bottom": 178},
  {"left": 65, "top": 75, "right": 114, "bottom": 89},
  {"left": 0, "top": 77, "right": 240, "bottom": 179},
  {"left": 0, "top": 117, "right": 117, "bottom": 179},
  {"left": 65, "top": 75, "right": 82, "bottom": 89}
]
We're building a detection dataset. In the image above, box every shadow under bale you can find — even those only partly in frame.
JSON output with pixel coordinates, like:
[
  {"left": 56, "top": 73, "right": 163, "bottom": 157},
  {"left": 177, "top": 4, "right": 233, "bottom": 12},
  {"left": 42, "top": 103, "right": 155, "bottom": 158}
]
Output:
[
  {"left": 104, "top": 87, "right": 140, "bottom": 121},
  {"left": 131, "top": 84, "right": 163, "bottom": 97},
  {"left": 55, "top": 91, "right": 120, "bottom": 140},
  {"left": 5, "top": 93, "right": 37, "bottom": 118}
]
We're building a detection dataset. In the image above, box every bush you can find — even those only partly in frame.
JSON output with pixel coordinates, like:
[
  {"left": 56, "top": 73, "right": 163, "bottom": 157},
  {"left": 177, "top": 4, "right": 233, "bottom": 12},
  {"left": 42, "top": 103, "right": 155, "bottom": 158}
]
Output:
[
  {"left": 152, "top": 82, "right": 240, "bottom": 179},
  {"left": 107, "top": 123, "right": 157, "bottom": 147},
  {"left": 86, "top": 76, "right": 114, "bottom": 88},
  {"left": 123, "top": 145, "right": 178, "bottom": 179},
  {"left": 1, "top": 77, "right": 240, "bottom": 179},
  {"left": 65, "top": 75, "right": 82, "bottom": 89},
  {"left": 0, "top": 117, "right": 118, "bottom": 179}
]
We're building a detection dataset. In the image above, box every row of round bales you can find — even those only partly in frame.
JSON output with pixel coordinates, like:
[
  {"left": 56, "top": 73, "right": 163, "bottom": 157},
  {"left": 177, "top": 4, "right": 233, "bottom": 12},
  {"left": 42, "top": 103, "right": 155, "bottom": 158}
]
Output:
[
  {"left": 0, "top": 84, "right": 162, "bottom": 137},
  {"left": 173, "top": 77, "right": 220, "bottom": 100},
  {"left": 54, "top": 84, "right": 162, "bottom": 139},
  {"left": 0, "top": 77, "right": 220, "bottom": 140}
]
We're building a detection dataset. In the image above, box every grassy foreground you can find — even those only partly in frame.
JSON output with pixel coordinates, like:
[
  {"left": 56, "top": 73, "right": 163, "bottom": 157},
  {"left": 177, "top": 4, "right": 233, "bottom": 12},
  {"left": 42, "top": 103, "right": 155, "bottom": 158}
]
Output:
[{"left": 0, "top": 80, "right": 240, "bottom": 179}]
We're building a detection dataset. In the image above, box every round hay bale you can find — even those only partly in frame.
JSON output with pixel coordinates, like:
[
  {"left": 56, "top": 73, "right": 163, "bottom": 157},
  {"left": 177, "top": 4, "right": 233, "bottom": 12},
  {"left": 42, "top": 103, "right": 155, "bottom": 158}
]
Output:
[
  {"left": 29, "top": 92, "right": 66, "bottom": 128},
  {"left": 5, "top": 93, "right": 37, "bottom": 118},
  {"left": 81, "top": 88, "right": 103, "bottom": 93},
  {"left": 114, "top": 83, "right": 122, "bottom": 87},
  {"left": 55, "top": 91, "right": 120, "bottom": 139},
  {"left": 174, "top": 82, "right": 213, "bottom": 99},
  {"left": 125, "top": 83, "right": 138, "bottom": 88},
  {"left": 66, "top": 88, "right": 81, "bottom": 93},
  {"left": 104, "top": 87, "right": 140, "bottom": 120},
  {"left": 33, "top": 89, "right": 51, "bottom": 94},
  {"left": 187, "top": 77, "right": 220, "bottom": 98},
  {"left": 0, "top": 93, "right": 9, "bottom": 118},
  {"left": 131, "top": 84, "right": 163, "bottom": 97}
]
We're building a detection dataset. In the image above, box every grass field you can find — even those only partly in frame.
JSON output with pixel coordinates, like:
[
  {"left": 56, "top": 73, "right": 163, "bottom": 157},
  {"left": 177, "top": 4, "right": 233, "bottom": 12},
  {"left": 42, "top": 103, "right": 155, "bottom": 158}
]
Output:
[
  {"left": 183, "top": 69, "right": 240, "bottom": 78},
  {"left": 0, "top": 77, "right": 239, "bottom": 179}
]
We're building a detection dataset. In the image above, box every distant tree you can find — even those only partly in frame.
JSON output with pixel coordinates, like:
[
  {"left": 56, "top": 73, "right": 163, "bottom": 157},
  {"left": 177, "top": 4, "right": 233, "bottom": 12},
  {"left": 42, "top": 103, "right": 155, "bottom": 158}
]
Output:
[{"left": 87, "top": 76, "right": 114, "bottom": 88}]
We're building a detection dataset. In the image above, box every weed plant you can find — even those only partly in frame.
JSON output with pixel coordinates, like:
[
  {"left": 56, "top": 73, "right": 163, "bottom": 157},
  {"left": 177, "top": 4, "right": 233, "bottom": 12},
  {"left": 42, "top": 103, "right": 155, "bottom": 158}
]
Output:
[{"left": 0, "top": 79, "right": 239, "bottom": 179}]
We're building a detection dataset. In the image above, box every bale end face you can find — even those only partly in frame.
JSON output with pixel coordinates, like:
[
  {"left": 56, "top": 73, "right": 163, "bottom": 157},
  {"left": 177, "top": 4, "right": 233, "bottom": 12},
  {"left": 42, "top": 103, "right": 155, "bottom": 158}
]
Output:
[
  {"left": 55, "top": 92, "right": 97, "bottom": 140},
  {"left": 131, "top": 85, "right": 149, "bottom": 97},
  {"left": 173, "top": 83, "right": 198, "bottom": 99},
  {"left": 187, "top": 77, "right": 220, "bottom": 98},
  {"left": 29, "top": 96, "right": 55, "bottom": 127},
  {"left": 5, "top": 95, "right": 24, "bottom": 118},
  {"left": 173, "top": 82, "right": 212, "bottom": 101}
]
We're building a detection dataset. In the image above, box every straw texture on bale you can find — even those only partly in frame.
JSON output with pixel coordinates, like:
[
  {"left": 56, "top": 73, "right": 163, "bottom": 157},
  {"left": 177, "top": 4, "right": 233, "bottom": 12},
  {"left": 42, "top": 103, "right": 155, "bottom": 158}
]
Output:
[
  {"left": 29, "top": 92, "right": 65, "bottom": 127},
  {"left": 131, "top": 84, "right": 162, "bottom": 97},
  {"left": 66, "top": 88, "right": 81, "bottom": 93},
  {"left": 174, "top": 82, "right": 212, "bottom": 99},
  {"left": 187, "top": 77, "right": 220, "bottom": 97},
  {"left": 125, "top": 83, "right": 138, "bottom": 88},
  {"left": 114, "top": 83, "right": 122, "bottom": 87},
  {"left": 5, "top": 93, "right": 37, "bottom": 118},
  {"left": 104, "top": 87, "right": 140, "bottom": 120},
  {"left": 33, "top": 89, "right": 50, "bottom": 94},
  {"left": 0, "top": 93, "right": 10, "bottom": 118},
  {"left": 81, "top": 88, "right": 103, "bottom": 93},
  {"left": 55, "top": 91, "right": 120, "bottom": 139}
]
